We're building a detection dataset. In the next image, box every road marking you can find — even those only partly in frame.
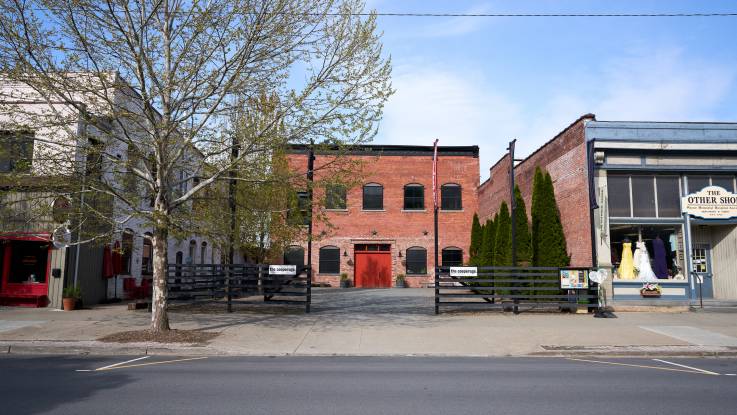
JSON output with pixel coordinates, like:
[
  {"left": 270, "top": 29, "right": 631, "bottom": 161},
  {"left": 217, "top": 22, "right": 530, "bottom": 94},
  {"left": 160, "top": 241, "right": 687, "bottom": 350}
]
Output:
[
  {"left": 726, "top": 374, "right": 736, "bottom": 376},
  {"left": 566, "top": 358, "right": 719, "bottom": 376},
  {"left": 96, "top": 356, "right": 208, "bottom": 371},
  {"left": 95, "top": 356, "right": 150, "bottom": 371},
  {"left": 652, "top": 359, "right": 721, "bottom": 376}
]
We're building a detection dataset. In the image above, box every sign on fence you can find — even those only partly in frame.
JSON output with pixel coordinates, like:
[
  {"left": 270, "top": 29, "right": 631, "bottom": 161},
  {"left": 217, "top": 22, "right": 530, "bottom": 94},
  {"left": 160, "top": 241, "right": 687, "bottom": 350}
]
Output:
[
  {"left": 450, "top": 266, "right": 478, "bottom": 277},
  {"left": 269, "top": 265, "right": 297, "bottom": 275},
  {"left": 560, "top": 268, "right": 589, "bottom": 289}
]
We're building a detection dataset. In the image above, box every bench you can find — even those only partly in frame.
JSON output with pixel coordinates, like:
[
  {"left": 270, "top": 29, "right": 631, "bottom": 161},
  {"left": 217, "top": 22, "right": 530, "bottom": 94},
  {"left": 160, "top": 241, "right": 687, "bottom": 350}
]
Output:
[{"left": 0, "top": 293, "right": 49, "bottom": 307}]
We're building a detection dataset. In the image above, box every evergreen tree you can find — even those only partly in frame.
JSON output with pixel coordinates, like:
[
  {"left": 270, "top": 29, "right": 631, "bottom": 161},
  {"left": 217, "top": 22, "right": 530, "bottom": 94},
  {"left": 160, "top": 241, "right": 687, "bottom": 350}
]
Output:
[
  {"left": 479, "top": 218, "right": 495, "bottom": 267},
  {"left": 512, "top": 186, "right": 532, "bottom": 266},
  {"left": 493, "top": 202, "right": 512, "bottom": 267},
  {"left": 469, "top": 213, "right": 483, "bottom": 264},
  {"left": 531, "top": 168, "right": 570, "bottom": 267}
]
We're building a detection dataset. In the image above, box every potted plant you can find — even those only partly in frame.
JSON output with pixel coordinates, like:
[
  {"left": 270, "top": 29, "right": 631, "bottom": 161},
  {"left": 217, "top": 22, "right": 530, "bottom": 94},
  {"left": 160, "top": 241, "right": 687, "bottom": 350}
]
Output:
[
  {"left": 62, "top": 285, "right": 82, "bottom": 311},
  {"left": 640, "top": 282, "right": 661, "bottom": 298},
  {"left": 340, "top": 273, "right": 352, "bottom": 288},
  {"left": 395, "top": 274, "right": 406, "bottom": 288}
]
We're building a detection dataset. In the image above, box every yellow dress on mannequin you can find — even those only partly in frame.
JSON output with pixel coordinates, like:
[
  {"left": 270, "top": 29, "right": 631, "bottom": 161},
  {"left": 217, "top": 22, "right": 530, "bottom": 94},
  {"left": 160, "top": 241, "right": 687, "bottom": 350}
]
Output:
[{"left": 618, "top": 242, "right": 635, "bottom": 280}]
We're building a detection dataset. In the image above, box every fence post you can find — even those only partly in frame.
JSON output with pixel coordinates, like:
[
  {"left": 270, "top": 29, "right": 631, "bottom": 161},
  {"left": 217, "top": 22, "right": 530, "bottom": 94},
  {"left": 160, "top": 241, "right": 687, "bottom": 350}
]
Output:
[
  {"left": 226, "top": 264, "right": 232, "bottom": 313},
  {"left": 434, "top": 266, "right": 440, "bottom": 315}
]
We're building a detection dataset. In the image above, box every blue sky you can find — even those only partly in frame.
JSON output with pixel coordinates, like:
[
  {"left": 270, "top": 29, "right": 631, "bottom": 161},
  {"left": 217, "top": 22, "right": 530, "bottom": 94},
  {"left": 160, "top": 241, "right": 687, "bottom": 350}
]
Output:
[{"left": 367, "top": 0, "right": 737, "bottom": 179}]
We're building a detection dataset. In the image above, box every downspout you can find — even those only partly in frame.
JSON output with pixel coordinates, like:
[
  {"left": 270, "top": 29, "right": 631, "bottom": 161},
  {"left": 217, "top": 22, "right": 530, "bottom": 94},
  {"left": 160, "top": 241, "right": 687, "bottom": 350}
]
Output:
[{"left": 586, "top": 129, "right": 599, "bottom": 269}]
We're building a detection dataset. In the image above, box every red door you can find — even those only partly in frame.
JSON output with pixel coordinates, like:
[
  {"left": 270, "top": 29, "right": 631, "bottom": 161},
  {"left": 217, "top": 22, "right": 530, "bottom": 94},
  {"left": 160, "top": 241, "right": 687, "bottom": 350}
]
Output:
[
  {"left": 0, "top": 239, "right": 51, "bottom": 297},
  {"left": 354, "top": 244, "right": 392, "bottom": 288}
]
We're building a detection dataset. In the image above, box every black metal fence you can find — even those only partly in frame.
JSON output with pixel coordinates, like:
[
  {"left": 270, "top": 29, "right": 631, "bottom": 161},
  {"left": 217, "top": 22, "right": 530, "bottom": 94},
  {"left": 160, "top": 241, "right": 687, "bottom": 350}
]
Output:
[
  {"left": 434, "top": 266, "right": 598, "bottom": 314},
  {"left": 167, "top": 264, "right": 311, "bottom": 313}
]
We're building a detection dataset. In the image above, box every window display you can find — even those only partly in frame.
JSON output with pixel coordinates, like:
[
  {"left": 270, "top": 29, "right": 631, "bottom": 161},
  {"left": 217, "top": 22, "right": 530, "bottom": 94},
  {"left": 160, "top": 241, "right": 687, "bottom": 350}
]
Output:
[{"left": 611, "top": 225, "right": 684, "bottom": 281}]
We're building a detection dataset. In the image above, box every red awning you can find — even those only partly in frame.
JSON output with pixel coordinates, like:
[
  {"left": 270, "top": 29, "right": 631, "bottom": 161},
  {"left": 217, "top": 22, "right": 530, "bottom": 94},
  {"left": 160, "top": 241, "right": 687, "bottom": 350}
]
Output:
[
  {"left": 112, "top": 241, "right": 123, "bottom": 275},
  {"left": 0, "top": 232, "right": 52, "bottom": 242}
]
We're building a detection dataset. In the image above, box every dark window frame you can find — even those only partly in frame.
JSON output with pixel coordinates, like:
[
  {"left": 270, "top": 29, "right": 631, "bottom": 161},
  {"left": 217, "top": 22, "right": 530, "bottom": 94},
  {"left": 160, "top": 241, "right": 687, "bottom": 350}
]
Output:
[
  {"left": 440, "top": 183, "right": 462, "bottom": 210},
  {"left": 405, "top": 247, "right": 427, "bottom": 275},
  {"left": 319, "top": 246, "right": 340, "bottom": 275},
  {"left": 284, "top": 245, "right": 305, "bottom": 269},
  {"left": 403, "top": 184, "right": 425, "bottom": 210},
  {"left": 362, "top": 183, "right": 384, "bottom": 210},
  {"left": 0, "top": 130, "right": 34, "bottom": 173},
  {"left": 325, "top": 184, "right": 347, "bottom": 210},
  {"left": 441, "top": 247, "right": 463, "bottom": 267}
]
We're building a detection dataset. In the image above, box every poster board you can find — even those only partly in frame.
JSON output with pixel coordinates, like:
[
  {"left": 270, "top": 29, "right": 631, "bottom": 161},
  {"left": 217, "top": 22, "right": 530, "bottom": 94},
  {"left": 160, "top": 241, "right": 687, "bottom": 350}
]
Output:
[{"left": 559, "top": 268, "right": 589, "bottom": 289}]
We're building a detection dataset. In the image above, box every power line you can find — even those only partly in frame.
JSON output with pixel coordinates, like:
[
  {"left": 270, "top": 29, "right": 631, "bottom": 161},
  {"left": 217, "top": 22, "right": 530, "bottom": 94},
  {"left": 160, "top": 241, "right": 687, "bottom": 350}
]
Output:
[{"left": 340, "top": 12, "right": 737, "bottom": 18}]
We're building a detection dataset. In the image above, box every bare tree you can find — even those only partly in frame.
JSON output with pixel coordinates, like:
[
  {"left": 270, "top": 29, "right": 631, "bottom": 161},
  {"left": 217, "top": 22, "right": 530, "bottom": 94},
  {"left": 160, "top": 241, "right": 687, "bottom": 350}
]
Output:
[{"left": 0, "top": 0, "right": 392, "bottom": 332}]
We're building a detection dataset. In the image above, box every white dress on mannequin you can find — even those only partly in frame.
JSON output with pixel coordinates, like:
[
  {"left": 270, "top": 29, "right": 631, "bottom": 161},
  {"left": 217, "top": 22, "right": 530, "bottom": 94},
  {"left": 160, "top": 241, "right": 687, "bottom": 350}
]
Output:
[{"left": 635, "top": 241, "right": 657, "bottom": 281}]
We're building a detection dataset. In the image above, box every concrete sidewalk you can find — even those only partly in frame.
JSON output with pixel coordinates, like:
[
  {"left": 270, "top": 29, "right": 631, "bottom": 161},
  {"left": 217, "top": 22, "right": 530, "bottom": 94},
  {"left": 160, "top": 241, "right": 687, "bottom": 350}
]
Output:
[{"left": 1, "top": 288, "right": 737, "bottom": 357}]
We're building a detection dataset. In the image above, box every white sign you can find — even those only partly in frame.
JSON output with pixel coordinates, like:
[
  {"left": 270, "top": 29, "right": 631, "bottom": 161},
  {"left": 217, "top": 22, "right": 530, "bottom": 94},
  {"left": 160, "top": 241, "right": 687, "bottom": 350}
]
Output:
[
  {"left": 682, "top": 186, "right": 737, "bottom": 219},
  {"left": 450, "top": 267, "right": 478, "bottom": 277},
  {"left": 269, "top": 265, "right": 297, "bottom": 275}
]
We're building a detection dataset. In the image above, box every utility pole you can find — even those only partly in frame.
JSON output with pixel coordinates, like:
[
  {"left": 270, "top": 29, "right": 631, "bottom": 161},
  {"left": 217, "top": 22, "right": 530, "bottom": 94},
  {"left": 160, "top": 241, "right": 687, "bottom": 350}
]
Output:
[
  {"left": 305, "top": 140, "right": 315, "bottom": 313},
  {"left": 508, "top": 139, "right": 517, "bottom": 266}
]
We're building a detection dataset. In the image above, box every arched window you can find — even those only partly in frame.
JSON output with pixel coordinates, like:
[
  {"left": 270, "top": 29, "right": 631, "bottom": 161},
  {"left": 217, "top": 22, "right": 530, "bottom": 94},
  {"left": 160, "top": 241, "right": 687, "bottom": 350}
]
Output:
[
  {"left": 441, "top": 183, "right": 462, "bottom": 210},
  {"left": 441, "top": 247, "right": 463, "bottom": 267},
  {"left": 120, "top": 229, "right": 134, "bottom": 275},
  {"left": 362, "top": 183, "right": 383, "bottom": 210},
  {"left": 403, "top": 184, "right": 424, "bottom": 210},
  {"left": 325, "top": 184, "right": 347, "bottom": 210},
  {"left": 284, "top": 245, "right": 305, "bottom": 268},
  {"left": 200, "top": 242, "right": 207, "bottom": 265},
  {"left": 188, "top": 240, "right": 197, "bottom": 264},
  {"left": 319, "top": 246, "right": 340, "bottom": 274},
  {"left": 142, "top": 233, "right": 153, "bottom": 275},
  {"left": 406, "top": 247, "right": 427, "bottom": 275}
]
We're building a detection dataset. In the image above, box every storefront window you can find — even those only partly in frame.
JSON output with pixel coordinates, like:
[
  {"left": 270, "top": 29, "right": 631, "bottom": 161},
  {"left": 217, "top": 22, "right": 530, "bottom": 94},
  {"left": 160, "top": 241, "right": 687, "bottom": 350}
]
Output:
[
  {"left": 607, "top": 175, "right": 631, "bottom": 217},
  {"left": 686, "top": 175, "right": 710, "bottom": 193},
  {"left": 610, "top": 224, "right": 685, "bottom": 281},
  {"left": 710, "top": 176, "right": 735, "bottom": 192},
  {"left": 631, "top": 175, "right": 656, "bottom": 217},
  {"left": 656, "top": 176, "right": 681, "bottom": 217},
  {"left": 8, "top": 241, "right": 48, "bottom": 283}
]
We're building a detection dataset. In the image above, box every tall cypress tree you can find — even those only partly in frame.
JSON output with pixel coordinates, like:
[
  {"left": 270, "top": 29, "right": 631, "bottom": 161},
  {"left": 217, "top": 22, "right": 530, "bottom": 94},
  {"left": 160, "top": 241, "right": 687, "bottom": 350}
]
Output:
[
  {"left": 469, "top": 213, "right": 483, "bottom": 264},
  {"left": 493, "top": 202, "right": 512, "bottom": 267},
  {"left": 479, "top": 217, "right": 496, "bottom": 267},
  {"left": 531, "top": 168, "right": 570, "bottom": 267},
  {"left": 513, "top": 186, "right": 532, "bottom": 266}
]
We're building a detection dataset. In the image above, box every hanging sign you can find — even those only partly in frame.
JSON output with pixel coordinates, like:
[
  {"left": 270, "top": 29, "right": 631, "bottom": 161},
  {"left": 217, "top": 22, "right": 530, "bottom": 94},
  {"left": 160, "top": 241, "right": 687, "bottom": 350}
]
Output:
[
  {"left": 682, "top": 186, "right": 737, "bottom": 219},
  {"left": 269, "top": 265, "right": 296, "bottom": 275},
  {"left": 450, "top": 266, "right": 477, "bottom": 277},
  {"left": 560, "top": 268, "right": 589, "bottom": 289}
]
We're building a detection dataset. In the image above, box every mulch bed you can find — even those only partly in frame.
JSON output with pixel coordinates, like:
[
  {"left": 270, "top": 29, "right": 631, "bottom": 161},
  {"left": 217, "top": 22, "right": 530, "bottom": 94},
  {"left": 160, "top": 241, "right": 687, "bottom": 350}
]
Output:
[{"left": 98, "top": 329, "right": 220, "bottom": 344}]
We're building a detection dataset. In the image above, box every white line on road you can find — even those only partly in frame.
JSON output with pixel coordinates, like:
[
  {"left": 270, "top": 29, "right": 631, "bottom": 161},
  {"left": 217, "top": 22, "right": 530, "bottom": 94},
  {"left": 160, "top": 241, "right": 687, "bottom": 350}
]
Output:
[
  {"left": 565, "top": 358, "right": 716, "bottom": 375},
  {"left": 94, "top": 356, "right": 150, "bottom": 371},
  {"left": 652, "top": 359, "right": 720, "bottom": 376},
  {"left": 725, "top": 374, "right": 736, "bottom": 376},
  {"left": 96, "top": 356, "right": 207, "bottom": 371}
]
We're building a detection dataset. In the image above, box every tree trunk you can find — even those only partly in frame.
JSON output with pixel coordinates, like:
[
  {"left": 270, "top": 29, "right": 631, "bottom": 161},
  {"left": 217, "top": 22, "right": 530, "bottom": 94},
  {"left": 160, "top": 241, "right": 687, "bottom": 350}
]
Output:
[{"left": 150, "top": 223, "right": 170, "bottom": 332}]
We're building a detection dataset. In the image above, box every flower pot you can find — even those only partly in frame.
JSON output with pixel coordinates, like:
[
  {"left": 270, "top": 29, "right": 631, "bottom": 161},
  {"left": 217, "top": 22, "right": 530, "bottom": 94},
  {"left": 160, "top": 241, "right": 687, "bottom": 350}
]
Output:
[
  {"left": 62, "top": 297, "right": 76, "bottom": 311},
  {"left": 640, "top": 291, "right": 661, "bottom": 298},
  {"left": 395, "top": 280, "right": 406, "bottom": 288}
]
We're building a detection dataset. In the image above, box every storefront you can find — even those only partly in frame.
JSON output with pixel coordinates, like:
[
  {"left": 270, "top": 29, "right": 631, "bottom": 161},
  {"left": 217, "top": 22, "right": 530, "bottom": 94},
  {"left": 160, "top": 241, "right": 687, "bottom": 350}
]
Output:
[
  {"left": 0, "top": 233, "right": 63, "bottom": 307},
  {"left": 590, "top": 121, "right": 737, "bottom": 305}
]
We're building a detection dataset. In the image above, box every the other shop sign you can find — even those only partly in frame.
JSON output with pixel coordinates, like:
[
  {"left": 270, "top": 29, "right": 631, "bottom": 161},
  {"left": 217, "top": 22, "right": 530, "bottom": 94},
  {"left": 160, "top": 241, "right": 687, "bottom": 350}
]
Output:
[{"left": 682, "top": 186, "right": 737, "bottom": 219}]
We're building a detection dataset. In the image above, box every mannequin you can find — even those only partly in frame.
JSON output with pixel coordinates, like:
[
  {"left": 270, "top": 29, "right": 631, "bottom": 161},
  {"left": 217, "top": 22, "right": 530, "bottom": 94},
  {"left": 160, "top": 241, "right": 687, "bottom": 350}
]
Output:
[
  {"left": 652, "top": 236, "right": 669, "bottom": 279},
  {"left": 635, "top": 241, "right": 657, "bottom": 281},
  {"left": 618, "top": 238, "right": 635, "bottom": 280}
]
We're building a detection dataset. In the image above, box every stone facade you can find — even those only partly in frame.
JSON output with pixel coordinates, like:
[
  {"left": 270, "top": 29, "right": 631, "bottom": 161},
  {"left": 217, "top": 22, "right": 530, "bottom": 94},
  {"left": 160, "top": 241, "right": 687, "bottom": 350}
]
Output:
[
  {"left": 477, "top": 114, "right": 595, "bottom": 267},
  {"left": 286, "top": 145, "right": 479, "bottom": 287}
]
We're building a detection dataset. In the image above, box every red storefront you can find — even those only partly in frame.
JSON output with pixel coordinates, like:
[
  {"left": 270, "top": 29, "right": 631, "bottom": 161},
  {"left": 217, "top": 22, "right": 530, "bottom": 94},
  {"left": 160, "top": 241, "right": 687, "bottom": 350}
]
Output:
[{"left": 0, "top": 233, "right": 53, "bottom": 307}]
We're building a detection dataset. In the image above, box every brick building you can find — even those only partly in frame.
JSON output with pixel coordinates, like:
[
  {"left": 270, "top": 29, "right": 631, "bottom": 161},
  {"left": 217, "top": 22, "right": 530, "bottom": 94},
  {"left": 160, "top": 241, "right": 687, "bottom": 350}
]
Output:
[
  {"left": 286, "top": 145, "right": 479, "bottom": 288},
  {"left": 478, "top": 114, "right": 596, "bottom": 268}
]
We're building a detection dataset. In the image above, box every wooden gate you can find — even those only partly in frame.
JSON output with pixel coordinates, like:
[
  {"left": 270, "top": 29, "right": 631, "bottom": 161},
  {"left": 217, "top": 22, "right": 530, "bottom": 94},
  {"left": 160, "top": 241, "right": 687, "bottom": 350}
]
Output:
[{"left": 354, "top": 244, "right": 391, "bottom": 288}]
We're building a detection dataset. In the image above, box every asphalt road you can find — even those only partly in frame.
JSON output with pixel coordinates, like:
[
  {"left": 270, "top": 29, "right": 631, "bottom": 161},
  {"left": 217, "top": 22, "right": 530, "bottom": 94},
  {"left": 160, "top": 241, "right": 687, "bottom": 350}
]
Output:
[{"left": 1, "top": 355, "right": 736, "bottom": 415}]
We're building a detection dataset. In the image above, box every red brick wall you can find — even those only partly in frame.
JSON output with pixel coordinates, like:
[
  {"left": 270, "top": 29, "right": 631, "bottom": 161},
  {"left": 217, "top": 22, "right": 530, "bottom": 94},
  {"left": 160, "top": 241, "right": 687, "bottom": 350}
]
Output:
[
  {"left": 477, "top": 115, "right": 594, "bottom": 267},
  {"left": 287, "top": 149, "right": 479, "bottom": 287}
]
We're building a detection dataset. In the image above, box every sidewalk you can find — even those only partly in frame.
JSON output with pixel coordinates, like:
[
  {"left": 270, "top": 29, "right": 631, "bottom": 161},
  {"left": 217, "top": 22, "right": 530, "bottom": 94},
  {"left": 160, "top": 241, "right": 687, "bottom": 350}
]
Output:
[{"left": 1, "top": 289, "right": 737, "bottom": 357}]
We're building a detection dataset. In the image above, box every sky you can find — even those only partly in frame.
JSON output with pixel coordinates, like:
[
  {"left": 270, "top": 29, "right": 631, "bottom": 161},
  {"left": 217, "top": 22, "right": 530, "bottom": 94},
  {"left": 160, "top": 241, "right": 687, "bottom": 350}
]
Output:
[{"left": 366, "top": 0, "right": 737, "bottom": 179}]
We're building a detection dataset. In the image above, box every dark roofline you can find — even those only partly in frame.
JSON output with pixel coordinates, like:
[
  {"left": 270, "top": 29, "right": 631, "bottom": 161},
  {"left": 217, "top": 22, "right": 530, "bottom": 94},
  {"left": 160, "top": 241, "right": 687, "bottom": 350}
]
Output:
[{"left": 287, "top": 143, "right": 479, "bottom": 157}]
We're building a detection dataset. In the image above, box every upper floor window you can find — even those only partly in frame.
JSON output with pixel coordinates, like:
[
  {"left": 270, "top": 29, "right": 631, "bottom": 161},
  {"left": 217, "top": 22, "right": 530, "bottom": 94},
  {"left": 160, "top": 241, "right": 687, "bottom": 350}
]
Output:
[
  {"left": 403, "top": 184, "right": 424, "bottom": 210},
  {"left": 0, "top": 130, "right": 34, "bottom": 173},
  {"left": 288, "top": 191, "right": 310, "bottom": 225},
  {"left": 363, "top": 183, "right": 383, "bottom": 210},
  {"left": 200, "top": 242, "right": 207, "bottom": 265},
  {"left": 607, "top": 174, "right": 682, "bottom": 218},
  {"left": 441, "top": 184, "right": 462, "bottom": 210},
  {"left": 325, "top": 184, "right": 347, "bottom": 210}
]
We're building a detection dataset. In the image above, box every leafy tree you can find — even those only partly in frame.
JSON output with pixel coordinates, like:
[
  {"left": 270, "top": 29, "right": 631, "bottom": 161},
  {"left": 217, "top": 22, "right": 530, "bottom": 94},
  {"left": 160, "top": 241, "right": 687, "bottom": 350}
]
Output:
[
  {"left": 469, "top": 213, "right": 483, "bottom": 264},
  {"left": 512, "top": 186, "right": 532, "bottom": 266},
  {"left": 0, "top": 0, "right": 392, "bottom": 332}
]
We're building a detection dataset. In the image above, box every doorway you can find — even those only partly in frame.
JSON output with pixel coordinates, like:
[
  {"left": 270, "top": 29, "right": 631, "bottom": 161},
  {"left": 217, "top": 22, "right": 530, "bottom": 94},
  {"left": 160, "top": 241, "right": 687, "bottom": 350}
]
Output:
[
  {"left": 691, "top": 244, "right": 713, "bottom": 299},
  {"left": 692, "top": 224, "right": 737, "bottom": 300},
  {"left": 354, "top": 244, "right": 392, "bottom": 288},
  {"left": 1, "top": 240, "right": 50, "bottom": 296}
]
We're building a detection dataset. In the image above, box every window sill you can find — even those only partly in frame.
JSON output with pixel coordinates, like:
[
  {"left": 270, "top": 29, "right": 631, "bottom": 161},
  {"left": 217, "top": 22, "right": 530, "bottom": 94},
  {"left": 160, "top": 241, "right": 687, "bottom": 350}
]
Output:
[
  {"left": 361, "top": 209, "right": 386, "bottom": 212},
  {"left": 402, "top": 209, "right": 427, "bottom": 213},
  {"left": 406, "top": 274, "right": 430, "bottom": 277},
  {"left": 440, "top": 209, "right": 463, "bottom": 212},
  {"left": 325, "top": 209, "right": 348, "bottom": 212}
]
